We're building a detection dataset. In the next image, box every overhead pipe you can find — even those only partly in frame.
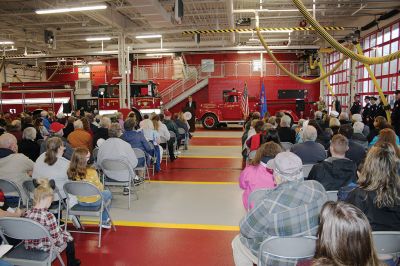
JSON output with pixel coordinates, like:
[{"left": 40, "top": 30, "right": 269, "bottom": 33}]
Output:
[{"left": 226, "top": 0, "right": 235, "bottom": 44}]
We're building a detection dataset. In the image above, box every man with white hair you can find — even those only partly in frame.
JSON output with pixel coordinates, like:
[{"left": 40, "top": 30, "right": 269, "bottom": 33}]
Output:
[
  {"left": 352, "top": 121, "right": 368, "bottom": 149},
  {"left": 232, "top": 152, "right": 327, "bottom": 266},
  {"left": 93, "top": 116, "right": 111, "bottom": 147},
  {"left": 277, "top": 115, "right": 296, "bottom": 144},
  {"left": 67, "top": 119, "right": 93, "bottom": 151},
  {"left": 18, "top": 127, "right": 40, "bottom": 161},
  {"left": 351, "top": 113, "right": 370, "bottom": 137},
  {"left": 339, "top": 112, "right": 351, "bottom": 125},
  {"left": 291, "top": 125, "right": 327, "bottom": 164},
  {"left": 40, "top": 110, "right": 51, "bottom": 130},
  {"left": 0, "top": 133, "right": 34, "bottom": 201}
]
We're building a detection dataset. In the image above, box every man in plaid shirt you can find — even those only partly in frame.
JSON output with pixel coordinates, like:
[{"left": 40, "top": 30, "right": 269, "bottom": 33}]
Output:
[{"left": 232, "top": 152, "right": 327, "bottom": 266}]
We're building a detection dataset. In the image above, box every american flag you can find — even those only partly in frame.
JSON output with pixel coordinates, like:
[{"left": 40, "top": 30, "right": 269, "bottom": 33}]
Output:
[{"left": 241, "top": 82, "right": 249, "bottom": 117}]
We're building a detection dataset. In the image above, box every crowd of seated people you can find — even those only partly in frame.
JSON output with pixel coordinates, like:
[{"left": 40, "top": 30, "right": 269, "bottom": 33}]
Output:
[
  {"left": 0, "top": 108, "right": 191, "bottom": 265},
  {"left": 238, "top": 108, "right": 400, "bottom": 266}
]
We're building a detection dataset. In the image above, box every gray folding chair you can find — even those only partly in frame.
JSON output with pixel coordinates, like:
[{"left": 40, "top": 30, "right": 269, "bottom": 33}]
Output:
[
  {"left": 100, "top": 159, "right": 138, "bottom": 209},
  {"left": 22, "top": 180, "right": 66, "bottom": 226},
  {"left": 247, "top": 188, "right": 273, "bottom": 211},
  {"left": 258, "top": 236, "right": 317, "bottom": 266},
  {"left": 302, "top": 164, "right": 315, "bottom": 179},
  {"left": 326, "top": 190, "right": 338, "bottom": 202},
  {"left": 0, "top": 178, "right": 24, "bottom": 208},
  {"left": 372, "top": 231, "right": 400, "bottom": 260},
  {"left": 281, "top": 142, "right": 294, "bottom": 152},
  {"left": 63, "top": 181, "right": 116, "bottom": 248},
  {"left": 169, "top": 131, "right": 178, "bottom": 155},
  {"left": 133, "top": 148, "right": 150, "bottom": 182},
  {"left": 177, "top": 128, "right": 188, "bottom": 150},
  {"left": 0, "top": 217, "right": 66, "bottom": 266}
]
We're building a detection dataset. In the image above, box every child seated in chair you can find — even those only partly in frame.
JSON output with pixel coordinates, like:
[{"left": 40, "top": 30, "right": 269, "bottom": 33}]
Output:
[{"left": 24, "top": 178, "right": 81, "bottom": 266}]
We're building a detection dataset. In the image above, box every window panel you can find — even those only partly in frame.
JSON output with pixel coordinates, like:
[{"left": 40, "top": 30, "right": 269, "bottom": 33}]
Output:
[
  {"left": 384, "top": 27, "right": 391, "bottom": 42},
  {"left": 364, "top": 37, "right": 370, "bottom": 49},
  {"left": 377, "top": 31, "right": 383, "bottom": 45},
  {"left": 392, "top": 23, "right": 399, "bottom": 39}
]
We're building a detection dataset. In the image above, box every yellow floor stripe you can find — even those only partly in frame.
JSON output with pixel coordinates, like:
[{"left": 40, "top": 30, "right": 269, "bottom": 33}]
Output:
[
  {"left": 77, "top": 220, "right": 239, "bottom": 231},
  {"left": 179, "top": 155, "right": 242, "bottom": 159},
  {"left": 150, "top": 180, "right": 238, "bottom": 185}
]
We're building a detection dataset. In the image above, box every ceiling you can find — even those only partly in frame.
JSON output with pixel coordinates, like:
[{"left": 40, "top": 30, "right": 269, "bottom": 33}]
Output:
[{"left": 0, "top": 0, "right": 399, "bottom": 60}]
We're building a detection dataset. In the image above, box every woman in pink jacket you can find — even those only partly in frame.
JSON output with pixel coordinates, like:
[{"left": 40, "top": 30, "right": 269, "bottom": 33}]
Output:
[{"left": 239, "top": 141, "right": 282, "bottom": 210}]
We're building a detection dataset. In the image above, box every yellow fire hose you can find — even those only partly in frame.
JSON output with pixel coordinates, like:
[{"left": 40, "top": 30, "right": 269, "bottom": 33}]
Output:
[
  {"left": 356, "top": 44, "right": 391, "bottom": 123},
  {"left": 256, "top": 28, "right": 347, "bottom": 84},
  {"left": 291, "top": 0, "right": 400, "bottom": 65},
  {"left": 309, "top": 56, "right": 319, "bottom": 70},
  {"left": 318, "top": 61, "right": 335, "bottom": 96}
]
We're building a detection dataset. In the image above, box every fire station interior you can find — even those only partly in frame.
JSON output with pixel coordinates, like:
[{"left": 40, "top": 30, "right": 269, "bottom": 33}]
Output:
[{"left": 0, "top": 1, "right": 400, "bottom": 266}]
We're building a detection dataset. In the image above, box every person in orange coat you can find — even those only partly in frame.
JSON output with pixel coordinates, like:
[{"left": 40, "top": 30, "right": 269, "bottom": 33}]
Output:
[{"left": 67, "top": 119, "right": 93, "bottom": 152}]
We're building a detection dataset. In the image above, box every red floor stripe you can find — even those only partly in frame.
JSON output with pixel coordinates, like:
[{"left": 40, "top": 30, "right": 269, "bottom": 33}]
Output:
[
  {"left": 154, "top": 168, "right": 240, "bottom": 182},
  {"left": 165, "top": 158, "right": 243, "bottom": 170},
  {"left": 53, "top": 226, "right": 237, "bottom": 266},
  {"left": 190, "top": 137, "right": 241, "bottom": 146}
]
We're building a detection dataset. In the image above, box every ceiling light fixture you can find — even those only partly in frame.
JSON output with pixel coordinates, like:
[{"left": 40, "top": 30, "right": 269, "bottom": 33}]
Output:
[
  {"left": 145, "top": 53, "right": 174, "bottom": 57},
  {"left": 136, "top": 34, "right": 162, "bottom": 39},
  {"left": 88, "top": 61, "right": 103, "bottom": 65},
  {"left": 86, "top": 37, "right": 111, "bottom": 41},
  {"left": 239, "top": 30, "right": 293, "bottom": 34},
  {"left": 35, "top": 5, "right": 107, "bottom": 15},
  {"left": 0, "top": 41, "right": 14, "bottom": 45}
]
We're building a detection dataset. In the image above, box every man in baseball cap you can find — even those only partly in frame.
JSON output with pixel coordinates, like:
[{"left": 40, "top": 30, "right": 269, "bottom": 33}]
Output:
[{"left": 232, "top": 151, "right": 327, "bottom": 265}]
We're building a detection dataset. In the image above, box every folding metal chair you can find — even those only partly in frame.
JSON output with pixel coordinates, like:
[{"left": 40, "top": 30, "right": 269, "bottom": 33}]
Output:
[
  {"left": 372, "top": 231, "right": 400, "bottom": 261},
  {"left": 258, "top": 236, "right": 317, "bottom": 266},
  {"left": 302, "top": 164, "right": 315, "bottom": 179},
  {"left": 280, "top": 142, "right": 294, "bottom": 152},
  {"left": 326, "top": 190, "right": 338, "bottom": 202},
  {"left": 100, "top": 159, "right": 138, "bottom": 209},
  {"left": 177, "top": 128, "right": 188, "bottom": 150},
  {"left": 63, "top": 181, "right": 116, "bottom": 248},
  {"left": 132, "top": 148, "right": 150, "bottom": 182},
  {"left": 22, "top": 180, "right": 66, "bottom": 226},
  {"left": 0, "top": 179, "right": 24, "bottom": 208},
  {"left": 0, "top": 217, "right": 66, "bottom": 266}
]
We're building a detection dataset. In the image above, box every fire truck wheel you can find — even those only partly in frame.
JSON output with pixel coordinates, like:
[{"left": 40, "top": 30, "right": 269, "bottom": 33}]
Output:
[{"left": 202, "top": 114, "right": 218, "bottom": 129}]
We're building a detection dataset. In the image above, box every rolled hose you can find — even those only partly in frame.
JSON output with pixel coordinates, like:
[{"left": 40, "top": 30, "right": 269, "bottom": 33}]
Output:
[
  {"left": 309, "top": 56, "right": 319, "bottom": 70},
  {"left": 256, "top": 28, "right": 347, "bottom": 84},
  {"left": 291, "top": 0, "right": 400, "bottom": 65},
  {"left": 356, "top": 44, "right": 391, "bottom": 122},
  {"left": 318, "top": 61, "right": 335, "bottom": 96}
]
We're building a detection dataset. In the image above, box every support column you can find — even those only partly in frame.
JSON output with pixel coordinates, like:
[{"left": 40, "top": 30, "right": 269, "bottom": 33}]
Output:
[{"left": 118, "top": 33, "right": 128, "bottom": 109}]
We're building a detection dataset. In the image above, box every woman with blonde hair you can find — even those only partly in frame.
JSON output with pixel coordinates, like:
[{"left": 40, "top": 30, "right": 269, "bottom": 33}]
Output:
[
  {"left": 67, "top": 147, "right": 112, "bottom": 228},
  {"left": 24, "top": 178, "right": 80, "bottom": 266},
  {"left": 311, "top": 201, "right": 383, "bottom": 266},
  {"left": 345, "top": 142, "right": 400, "bottom": 231},
  {"left": 239, "top": 142, "right": 281, "bottom": 209}
]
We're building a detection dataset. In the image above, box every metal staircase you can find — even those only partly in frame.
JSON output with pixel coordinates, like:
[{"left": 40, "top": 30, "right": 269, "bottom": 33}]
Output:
[{"left": 160, "top": 65, "right": 209, "bottom": 110}]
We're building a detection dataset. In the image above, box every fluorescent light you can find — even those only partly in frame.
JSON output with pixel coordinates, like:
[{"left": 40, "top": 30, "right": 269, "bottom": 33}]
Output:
[
  {"left": 0, "top": 41, "right": 14, "bottom": 45},
  {"left": 97, "top": 50, "right": 118, "bottom": 54},
  {"left": 36, "top": 5, "right": 107, "bottom": 14},
  {"left": 136, "top": 34, "right": 162, "bottom": 39},
  {"left": 145, "top": 53, "right": 174, "bottom": 57},
  {"left": 86, "top": 37, "right": 111, "bottom": 41},
  {"left": 88, "top": 61, "right": 103, "bottom": 65},
  {"left": 239, "top": 30, "right": 293, "bottom": 34}
]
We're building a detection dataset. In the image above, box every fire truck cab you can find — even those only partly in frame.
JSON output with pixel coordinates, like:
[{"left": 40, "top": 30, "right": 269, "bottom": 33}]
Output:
[{"left": 198, "top": 90, "right": 259, "bottom": 129}]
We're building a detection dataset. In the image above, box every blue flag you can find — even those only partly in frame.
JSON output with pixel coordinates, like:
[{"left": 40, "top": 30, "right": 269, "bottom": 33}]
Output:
[{"left": 260, "top": 83, "right": 267, "bottom": 116}]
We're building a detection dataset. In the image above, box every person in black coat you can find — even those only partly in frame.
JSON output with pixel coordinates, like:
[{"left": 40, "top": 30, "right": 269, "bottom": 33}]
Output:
[
  {"left": 392, "top": 90, "right": 400, "bottom": 136},
  {"left": 350, "top": 94, "right": 362, "bottom": 115},
  {"left": 331, "top": 96, "right": 341, "bottom": 114},
  {"left": 362, "top": 96, "right": 371, "bottom": 124},
  {"left": 183, "top": 96, "right": 196, "bottom": 133},
  {"left": 308, "top": 134, "right": 357, "bottom": 191},
  {"left": 92, "top": 116, "right": 110, "bottom": 148},
  {"left": 277, "top": 115, "right": 296, "bottom": 144},
  {"left": 18, "top": 127, "right": 40, "bottom": 162}
]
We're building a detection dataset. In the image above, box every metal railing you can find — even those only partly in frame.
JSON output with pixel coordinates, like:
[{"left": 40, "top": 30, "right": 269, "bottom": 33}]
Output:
[
  {"left": 132, "top": 61, "right": 314, "bottom": 80},
  {"left": 160, "top": 65, "right": 208, "bottom": 105}
]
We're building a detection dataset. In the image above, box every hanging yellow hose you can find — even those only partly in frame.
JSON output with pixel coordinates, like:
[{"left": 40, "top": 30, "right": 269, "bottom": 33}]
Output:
[
  {"left": 355, "top": 44, "right": 391, "bottom": 123},
  {"left": 291, "top": 0, "right": 400, "bottom": 65},
  {"left": 309, "top": 56, "right": 319, "bottom": 70},
  {"left": 318, "top": 61, "right": 335, "bottom": 96},
  {"left": 256, "top": 28, "right": 347, "bottom": 84}
]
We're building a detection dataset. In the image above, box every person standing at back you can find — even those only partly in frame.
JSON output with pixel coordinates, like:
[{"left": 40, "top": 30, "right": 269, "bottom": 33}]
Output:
[
  {"left": 183, "top": 96, "right": 196, "bottom": 133},
  {"left": 391, "top": 90, "right": 400, "bottom": 137},
  {"left": 350, "top": 94, "right": 362, "bottom": 115}
]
